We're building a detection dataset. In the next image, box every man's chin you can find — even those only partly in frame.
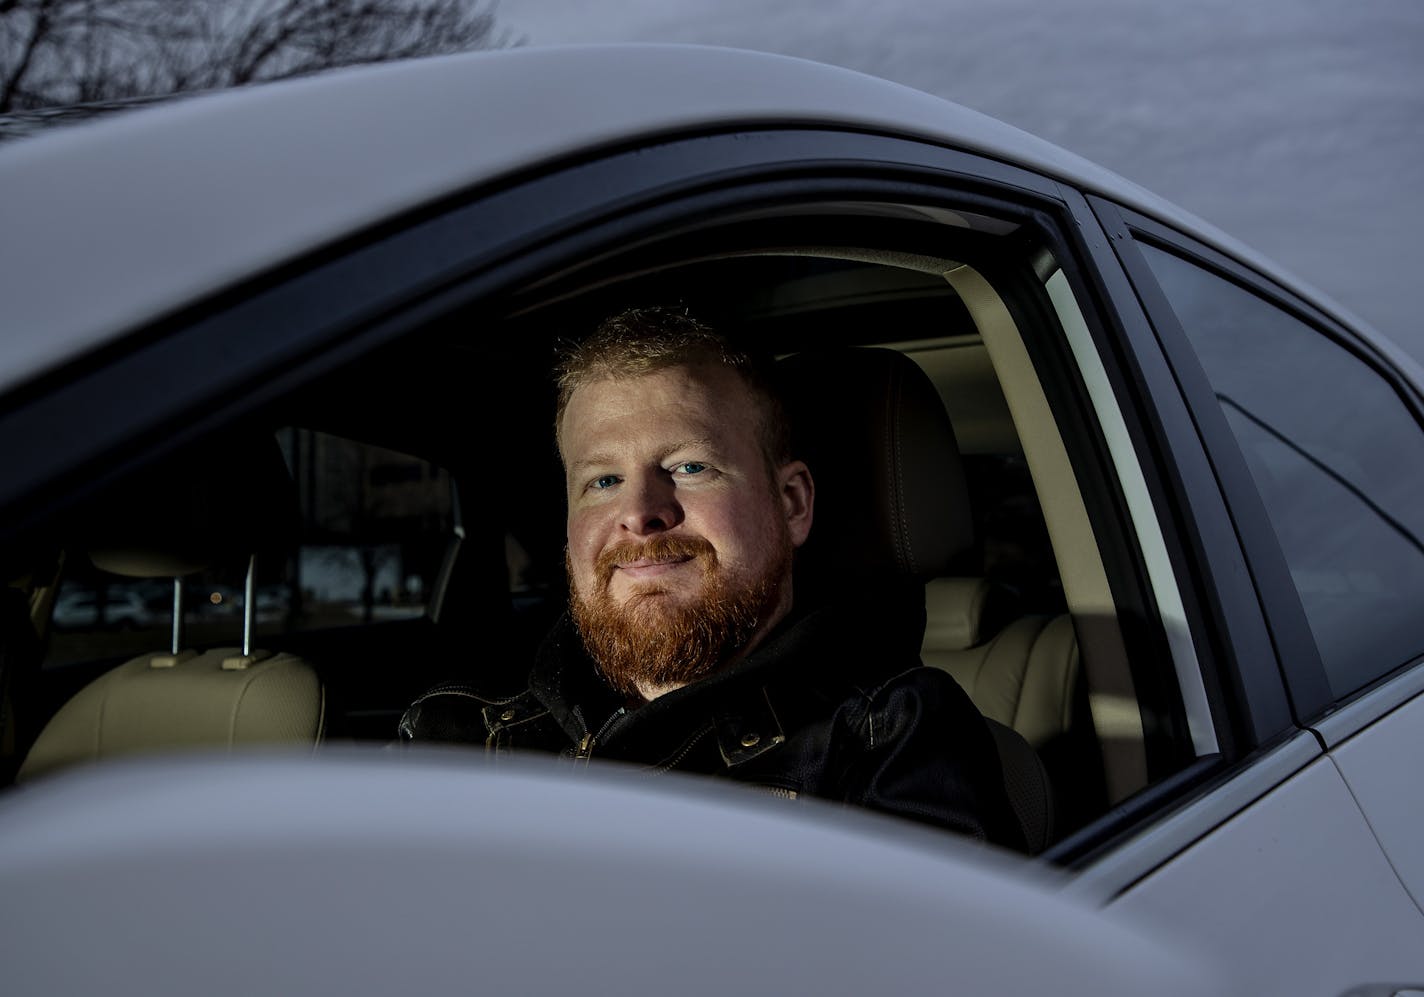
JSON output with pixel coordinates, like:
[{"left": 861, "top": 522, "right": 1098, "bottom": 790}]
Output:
[
  {"left": 610, "top": 584, "right": 700, "bottom": 614},
  {"left": 570, "top": 537, "right": 793, "bottom": 698},
  {"left": 571, "top": 583, "right": 756, "bottom": 697}
]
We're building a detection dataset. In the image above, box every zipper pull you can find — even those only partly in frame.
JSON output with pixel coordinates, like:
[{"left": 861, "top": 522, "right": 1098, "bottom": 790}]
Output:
[{"left": 574, "top": 707, "right": 625, "bottom": 766}]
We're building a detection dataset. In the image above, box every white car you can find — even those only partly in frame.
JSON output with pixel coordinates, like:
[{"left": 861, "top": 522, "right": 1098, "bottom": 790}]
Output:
[
  {"left": 49, "top": 588, "right": 154, "bottom": 630},
  {"left": 1, "top": 44, "right": 1423, "bottom": 995}
]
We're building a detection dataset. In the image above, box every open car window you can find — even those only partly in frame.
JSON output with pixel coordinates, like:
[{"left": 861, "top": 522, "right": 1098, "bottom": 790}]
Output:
[
  {"left": 476, "top": 214, "right": 1213, "bottom": 844},
  {"left": 2, "top": 175, "right": 1225, "bottom": 862}
]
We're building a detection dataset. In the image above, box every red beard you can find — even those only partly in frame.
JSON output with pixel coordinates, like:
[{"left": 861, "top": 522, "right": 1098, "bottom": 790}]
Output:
[{"left": 569, "top": 532, "right": 791, "bottom": 698}]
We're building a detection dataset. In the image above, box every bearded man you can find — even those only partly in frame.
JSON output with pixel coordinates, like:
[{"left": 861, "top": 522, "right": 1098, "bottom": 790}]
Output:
[{"left": 399, "top": 307, "right": 1023, "bottom": 849}]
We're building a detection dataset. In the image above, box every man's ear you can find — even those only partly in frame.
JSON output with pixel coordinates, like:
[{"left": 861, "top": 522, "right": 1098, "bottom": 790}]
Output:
[{"left": 778, "top": 460, "right": 814, "bottom": 547}]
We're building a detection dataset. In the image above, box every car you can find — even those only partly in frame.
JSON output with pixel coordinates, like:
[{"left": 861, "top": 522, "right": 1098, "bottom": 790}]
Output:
[
  {"left": 49, "top": 587, "right": 155, "bottom": 631},
  {"left": 1, "top": 43, "right": 1423, "bottom": 994}
]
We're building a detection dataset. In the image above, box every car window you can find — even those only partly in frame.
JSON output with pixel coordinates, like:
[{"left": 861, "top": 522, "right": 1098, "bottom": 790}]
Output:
[
  {"left": 1, "top": 162, "right": 1215, "bottom": 858},
  {"left": 1136, "top": 243, "right": 1424, "bottom": 699},
  {"left": 277, "top": 428, "right": 455, "bottom": 633},
  {"left": 40, "top": 429, "right": 454, "bottom": 672},
  {"left": 483, "top": 212, "right": 1216, "bottom": 845}
]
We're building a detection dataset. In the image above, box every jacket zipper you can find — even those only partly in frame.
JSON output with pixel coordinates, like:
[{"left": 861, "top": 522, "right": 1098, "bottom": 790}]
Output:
[
  {"left": 760, "top": 785, "right": 799, "bottom": 800},
  {"left": 574, "top": 706, "right": 627, "bottom": 763},
  {"left": 648, "top": 723, "right": 714, "bottom": 775}
]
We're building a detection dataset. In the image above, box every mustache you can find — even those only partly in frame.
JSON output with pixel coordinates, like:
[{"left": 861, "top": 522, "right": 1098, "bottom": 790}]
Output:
[{"left": 595, "top": 534, "right": 717, "bottom": 584}]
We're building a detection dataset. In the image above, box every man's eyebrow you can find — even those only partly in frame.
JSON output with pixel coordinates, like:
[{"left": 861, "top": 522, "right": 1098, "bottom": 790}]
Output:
[
  {"left": 568, "top": 439, "right": 721, "bottom": 475},
  {"left": 568, "top": 452, "right": 618, "bottom": 477},
  {"left": 659, "top": 438, "right": 719, "bottom": 462}
]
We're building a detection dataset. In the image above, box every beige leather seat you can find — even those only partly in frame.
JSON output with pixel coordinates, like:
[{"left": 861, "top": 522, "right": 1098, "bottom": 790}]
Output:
[
  {"left": 18, "top": 647, "right": 323, "bottom": 781},
  {"left": 922, "top": 576, "right": 1079, "bottom": 751},
  {"left": 18, "top": 437, "right": 324, "bottom": 782},
  {"left": 778, "top": 346, "right": 1053, "bottom": 853},
  {"left": 923, "top": 575, "right": 1113, "bottom": 834}
]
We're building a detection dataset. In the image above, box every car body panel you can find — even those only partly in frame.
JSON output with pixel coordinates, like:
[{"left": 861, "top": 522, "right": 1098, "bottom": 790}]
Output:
[
  {"left": 1112, "top": 756, "right": 1424, "bottom": 994},
  {"left": 1314, "top": 666, "right": 1424, "bottom": 748},
  {"left": 0, "top": 750, "right": 1230, "bottom": 997},
  {"left": 1330, "top": 690, "right": 1424, "bottom": 912},
  {"left": 1062, "top": 732, "right": 1320, "bottom": 902},
  {"left": 0, "top": 43, "right": 1399, "bottom": 398}
]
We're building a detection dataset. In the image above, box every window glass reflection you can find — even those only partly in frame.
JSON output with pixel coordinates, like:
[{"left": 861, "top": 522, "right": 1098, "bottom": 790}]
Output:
[{"left": 1140, "top": 243, "right": 1424, "bottom": 697}]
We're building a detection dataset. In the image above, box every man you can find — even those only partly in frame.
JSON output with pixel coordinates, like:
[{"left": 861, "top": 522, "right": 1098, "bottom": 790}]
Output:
[{"left": 400, "top": 307, "right": 1023, "bottom": 849}]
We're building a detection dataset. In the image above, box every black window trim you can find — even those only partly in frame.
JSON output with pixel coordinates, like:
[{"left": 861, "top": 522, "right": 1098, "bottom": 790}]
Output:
[
  {"left": 1051, "top": 191, "right": 1295, "bottom": 754},
  {"left": 1090, "top": 200, "right": 1424, "bottom": 723}
]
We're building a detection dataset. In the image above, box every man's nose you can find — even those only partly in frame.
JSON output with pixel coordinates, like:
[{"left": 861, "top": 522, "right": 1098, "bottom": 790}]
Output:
[{"left": 618, "top": 472, "right": 683, "bottom": 536}]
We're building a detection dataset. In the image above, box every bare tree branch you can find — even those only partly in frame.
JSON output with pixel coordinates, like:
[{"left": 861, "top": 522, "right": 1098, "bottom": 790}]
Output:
[
  {"left": 0, "top": 0, "right": 514, "bottom": 113},
  {"left": 0, "top": 0, "right": 51, "bottom": 112}
]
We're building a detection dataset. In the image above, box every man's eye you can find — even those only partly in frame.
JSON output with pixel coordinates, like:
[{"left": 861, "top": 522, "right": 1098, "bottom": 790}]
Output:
[
  {"left": 674, "top": 462, "right": 707, "bottom": 475},
  {"left": 589, "top": 475, "right": 620, "bottom": 491}
]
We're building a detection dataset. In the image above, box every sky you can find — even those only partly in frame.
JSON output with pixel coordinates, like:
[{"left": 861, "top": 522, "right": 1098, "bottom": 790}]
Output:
[{"left": 496, "top": 0, "right": 1424, "bottom": 360}]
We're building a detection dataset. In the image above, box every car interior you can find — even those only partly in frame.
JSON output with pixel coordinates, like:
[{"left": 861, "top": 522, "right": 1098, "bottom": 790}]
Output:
[{"left": 0, "top": 198, "right": 1208, "bottom": 860}]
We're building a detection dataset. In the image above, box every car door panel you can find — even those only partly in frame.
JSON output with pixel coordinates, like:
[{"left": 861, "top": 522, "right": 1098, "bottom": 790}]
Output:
[
  {"left": 1113, "top": 756, "right": 1424, "bottom": 994},
  {"left": 1329, "top": 685, "right": 1424, "bottom": 913}
]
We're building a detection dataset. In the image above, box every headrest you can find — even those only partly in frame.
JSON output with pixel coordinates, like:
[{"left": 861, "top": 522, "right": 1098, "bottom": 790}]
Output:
[
  {"left": 923, "top": 577, "right": 993, "bottom": 650},
  {"left": 83, "top": 434, "right": 298, "bottom": 578},
  {"left": 777, "top": 347, "right": 973, "bottom": 593}
]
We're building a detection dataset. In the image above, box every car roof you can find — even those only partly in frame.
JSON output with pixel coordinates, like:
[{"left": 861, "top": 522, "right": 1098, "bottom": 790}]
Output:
[{"left": 0, "top": 43, "right": 1403, "bottom": 394}]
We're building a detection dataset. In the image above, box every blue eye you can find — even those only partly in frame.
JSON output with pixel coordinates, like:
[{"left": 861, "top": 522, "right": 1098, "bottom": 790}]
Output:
[
  {"left": 675, "top": 462, "right": 707, "bottom": 475},
  {"left": 590, "top": 475, "right": 620, "bottom": 490}
]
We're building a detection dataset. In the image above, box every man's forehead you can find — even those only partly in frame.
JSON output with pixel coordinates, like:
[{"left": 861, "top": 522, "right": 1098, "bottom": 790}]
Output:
[
  {"left": 580, "top": 360, "right": 740, "bottom": 394},
  {"left": 566, "top": 364, "right": 748, "bottom": 422},
  {"left": 560, "top": 364, "right": 759, "bottom": 455}
]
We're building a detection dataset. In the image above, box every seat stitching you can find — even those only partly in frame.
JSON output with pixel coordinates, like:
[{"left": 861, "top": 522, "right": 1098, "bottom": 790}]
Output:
[
  {"left": 1009, "top": 617, "right": 1050, "bottom": 733},
  {"left": 93, "top": 673, "right": 112, "bottom": 761},
  {"left": 1059, "top": 622, "right": 1079, "bottom": 729},
  {"left": 229, "top": 661, "right": 263, "bottom": 747},
  {"left": 888, "top": 367, "right": 915, "bottom": 575},
  {"left": 971, "top": 638, "right": 993, "bottom": 703},
  {"left": 313, "top": 684, "right": 327, "bottom": 747}
]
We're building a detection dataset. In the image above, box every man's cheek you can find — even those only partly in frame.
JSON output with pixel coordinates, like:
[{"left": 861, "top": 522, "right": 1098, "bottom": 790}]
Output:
[
  {"left": 567, "top": 520, "right": 600, "bottom": 573},
  {"left": 576, "top": 560, "right": 604, "bottom": 599},
  {"left": 564, "top": 546, "right": 599, "bottom": 602}
]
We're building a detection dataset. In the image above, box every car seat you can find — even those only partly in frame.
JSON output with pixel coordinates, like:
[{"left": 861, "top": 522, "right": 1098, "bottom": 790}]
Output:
[
  {"left": 776, "top": 346, "right": 1054, "bottom": 853},
  {"left": 17, "top": 435, "right": 324, "bottom": 782},
  {"left": 923, "top": 577, "right": 1078, "bottom": 748}
]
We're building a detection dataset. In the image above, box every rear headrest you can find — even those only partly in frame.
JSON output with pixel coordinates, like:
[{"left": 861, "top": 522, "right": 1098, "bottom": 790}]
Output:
[
  {"left": 923, "top": 577, "right": 993, "bottom": 650},
  {"left": 83, "top": 434, "right": 298, "bottom": 578},
  {"left": 777, "top": 347, "right": 973, "bottom": 592}
]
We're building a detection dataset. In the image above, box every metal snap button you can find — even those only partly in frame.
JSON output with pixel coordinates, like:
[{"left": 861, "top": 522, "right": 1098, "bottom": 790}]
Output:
[
  {"left": 740, "top": 732, "right": 761, "bottom": 748},
  {"left": 500, "top": 709, "right": 516, "bottom": 721}
]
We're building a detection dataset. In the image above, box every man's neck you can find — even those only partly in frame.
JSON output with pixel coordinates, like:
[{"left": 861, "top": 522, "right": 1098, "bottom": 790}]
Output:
[{"left": 634, "top": 678, "right": 687, "bottom": 702}]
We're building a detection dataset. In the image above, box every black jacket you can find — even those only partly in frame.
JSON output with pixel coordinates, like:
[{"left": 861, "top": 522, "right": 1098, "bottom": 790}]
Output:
[{"left": 399, "top": 601, "right": 1025, "bottom": 851}]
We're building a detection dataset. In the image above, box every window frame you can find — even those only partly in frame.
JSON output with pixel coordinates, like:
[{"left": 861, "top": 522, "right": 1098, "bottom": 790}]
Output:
[
  {"left": 1053, "top": 194, "right": 1298, "bottom": 754},
  {"left": 1098, "top": 200, "right": 1424, "bottom": 727},
  {"left": 0, "top": 126, "right": 1294, "bottom": 860}
]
